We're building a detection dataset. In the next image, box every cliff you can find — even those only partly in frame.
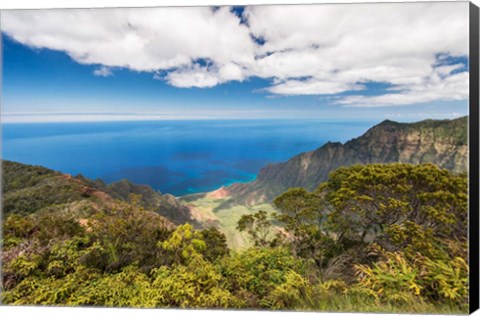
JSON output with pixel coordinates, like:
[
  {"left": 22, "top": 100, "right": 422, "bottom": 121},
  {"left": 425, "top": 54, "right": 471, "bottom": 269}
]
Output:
[{"left": 226, "top": 116, "right": 468, "bottom": 205}]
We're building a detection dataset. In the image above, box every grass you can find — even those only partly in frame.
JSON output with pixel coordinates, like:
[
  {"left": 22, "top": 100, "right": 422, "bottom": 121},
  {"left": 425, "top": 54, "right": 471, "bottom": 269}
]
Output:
[
  {"left": 180, "top": 194, "right": 275, "bottom": 250},
  {"left": 305, "top": 296, "right": 467, "bottom": 314}
]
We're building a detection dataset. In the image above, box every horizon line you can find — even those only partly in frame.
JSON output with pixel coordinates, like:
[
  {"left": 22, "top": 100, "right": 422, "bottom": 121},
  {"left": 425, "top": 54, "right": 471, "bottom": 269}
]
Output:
[{"left": 0, "top": 113, "right": 467, "bottom": 124}]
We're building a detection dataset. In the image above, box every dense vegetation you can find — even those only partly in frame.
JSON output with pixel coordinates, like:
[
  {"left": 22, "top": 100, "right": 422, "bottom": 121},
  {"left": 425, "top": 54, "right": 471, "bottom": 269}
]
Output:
[
  {"left": 2, "top": 160, "right": 196, "bottom": 226},
  {"left": 1, "top": 162, "right": 468, "bottom": 313}
]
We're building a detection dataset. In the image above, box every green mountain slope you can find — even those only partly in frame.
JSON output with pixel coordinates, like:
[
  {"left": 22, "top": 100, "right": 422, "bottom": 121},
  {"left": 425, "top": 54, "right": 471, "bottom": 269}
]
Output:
[{"left": 2, "top": 160, "right": 198, "bottom": 226}]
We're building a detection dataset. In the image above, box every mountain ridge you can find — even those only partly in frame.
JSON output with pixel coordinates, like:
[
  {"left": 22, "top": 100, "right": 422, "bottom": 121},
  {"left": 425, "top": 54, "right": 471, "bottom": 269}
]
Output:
[
  {"left": 2, "top": 160, "right": 198, "bottom": 227},
  {"left": 223, "top": 116, "right": 468, "bottom": 205},
  {"left": 2, "top": 116, "right": 468, "bottom": 218}
]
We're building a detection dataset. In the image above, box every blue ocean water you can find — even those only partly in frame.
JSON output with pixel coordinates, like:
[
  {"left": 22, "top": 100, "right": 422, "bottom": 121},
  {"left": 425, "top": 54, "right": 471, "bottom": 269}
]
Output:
[{"left": 2, "top": 120, "right": 376, "bottom": 196}]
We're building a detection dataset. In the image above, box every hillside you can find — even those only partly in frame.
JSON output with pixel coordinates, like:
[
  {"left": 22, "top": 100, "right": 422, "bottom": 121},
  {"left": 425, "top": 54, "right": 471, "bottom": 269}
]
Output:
[
  {"left": 1, "top": 125, "right": 469, "bottom": 312},
  {"left": 2, "top": 160, "right": 198, "bottom": 226},
  {"left": 224, "top": 116, "right": 468, "bottom": 205}
]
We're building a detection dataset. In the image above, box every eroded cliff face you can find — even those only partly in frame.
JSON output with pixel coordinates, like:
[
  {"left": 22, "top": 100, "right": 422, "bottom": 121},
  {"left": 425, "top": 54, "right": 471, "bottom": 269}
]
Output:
[{"left": 226, "top": 116, "right": 468, "bottom": 205}]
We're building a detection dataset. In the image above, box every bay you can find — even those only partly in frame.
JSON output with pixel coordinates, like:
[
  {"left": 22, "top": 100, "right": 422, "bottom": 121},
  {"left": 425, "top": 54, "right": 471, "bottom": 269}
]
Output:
[{"left": 2, "top": 119, "right": 375, "bottom": 196}]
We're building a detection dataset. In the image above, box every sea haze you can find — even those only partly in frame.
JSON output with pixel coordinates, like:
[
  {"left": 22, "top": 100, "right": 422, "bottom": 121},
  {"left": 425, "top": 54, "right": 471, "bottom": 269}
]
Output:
[{"left": 2, "top": 120, "right": 375, "bottom": 196}]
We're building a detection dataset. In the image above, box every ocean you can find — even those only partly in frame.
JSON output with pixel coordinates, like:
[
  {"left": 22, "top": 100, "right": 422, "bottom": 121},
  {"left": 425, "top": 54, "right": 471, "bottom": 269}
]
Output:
[{"left": 2, "top": 120, "right": 376, "bottom": 196}]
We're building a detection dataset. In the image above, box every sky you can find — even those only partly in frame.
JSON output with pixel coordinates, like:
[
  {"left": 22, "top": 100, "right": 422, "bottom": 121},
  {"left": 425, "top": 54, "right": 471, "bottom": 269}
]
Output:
[{"left": 0, "top": 2, "right": 470, "bottom": 123}]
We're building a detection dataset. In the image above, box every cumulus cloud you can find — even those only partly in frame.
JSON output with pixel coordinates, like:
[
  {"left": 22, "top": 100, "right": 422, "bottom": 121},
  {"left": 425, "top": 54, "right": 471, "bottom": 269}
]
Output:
[
  {"left": 165, "top": 64, "right": 219, "bottom": 88},
  {"left": 265, "top": 78, "right": 364, "bottom": 96},
  {"left": 338, "top": 67, "right": 469, "bottom": 107},
  {"left": 244, "top": 3, "right": 469, "bottom": 103},
  {"left": 1, "top": 2, "right": 469, "bottom": 106},
  {"left": 2, "top": 7, "right": 254, "bottom": 72},
  {"left": 165, "top": 62, "right": 247, "bottom": 88}
]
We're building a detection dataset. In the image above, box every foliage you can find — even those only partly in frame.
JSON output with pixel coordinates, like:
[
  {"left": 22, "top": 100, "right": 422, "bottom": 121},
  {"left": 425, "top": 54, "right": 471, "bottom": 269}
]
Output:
[
  {"left": 353, "top": 245, "right": 468, "bottom": 309},
  {"left": 272, "top": 188, "right": 340, "bottom": 268},
  {"left": 199, "top": 227, "right": 230, "bottom": 262},
  {"left": 321, "top": 163, "right": 467, "bottom": 252},
  {"left": 2, "top": 213, "right": 36, "bottom": 247},
  {"left": 1, "top": 162, "right": 469, "bottom": 313},
  {"left": 354, "top": 247, "right": 423, "bottom": 305},
  {"left": 87, "top": 197, "right": 172, "bottom": 272},
  {"left": 416, "top": 255, "right": 469, "bottom": 306},
  {"left": 151, "top": 256, "right": 240, "bottom": 308},
  {"left": 160, "top": 224, "right": 207, "bottom": 264},
  {"left": 263, "top": 270, "right": 314, "bottom": 310},
  {"left": 236, "top": 210, "right": 276, "bottom": 247},
  {"left": 273, "top": 187, "right": 324, "bottom": 234},
  {"left": 219, "top": 247, "right": 310, "bottom": 307}
]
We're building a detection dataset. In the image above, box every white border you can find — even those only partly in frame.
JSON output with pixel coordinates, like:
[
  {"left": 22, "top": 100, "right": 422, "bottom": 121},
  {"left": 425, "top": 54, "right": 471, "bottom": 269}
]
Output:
[
  {"left": 0, "top": 0, "right": 476, "bottom": 10},
  {"left": 0, "top": 1, "right": 478, "bottom": 316}
]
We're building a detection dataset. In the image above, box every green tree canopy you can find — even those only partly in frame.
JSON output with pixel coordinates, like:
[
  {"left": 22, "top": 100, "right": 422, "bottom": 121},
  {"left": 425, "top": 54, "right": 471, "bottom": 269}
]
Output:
[{"left": 319, "top": 163, "right": 467, "bottom": 259}]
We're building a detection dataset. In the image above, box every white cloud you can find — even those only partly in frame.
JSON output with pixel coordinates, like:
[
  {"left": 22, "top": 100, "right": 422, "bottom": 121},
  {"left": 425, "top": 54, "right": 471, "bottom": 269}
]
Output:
[
  {"left": 265, "top": 78, "right": 364, "bottom": 96},
  {"left": 338, "top": 69, "right": 469, "bottom": 107},
  {"left": 165, "top": 62, "right": 247, "bottom": 88},
  {"left": 2, "top": 7, "right": 254, "bottom": 72},
  {"left": 93, "top": 66, "right": 113, "bottom": 77},
  {"left": 244, "top": 2, "right": 469, "bottom": 105},
  {"left": 1, "top": 2, "right": 470, "bottom": 106},
  {"left": 435, "top": 64, "right": 464, "bottom": 77},
  {"left": 165, "top": 64, "right": 220, "bottom": 88}
]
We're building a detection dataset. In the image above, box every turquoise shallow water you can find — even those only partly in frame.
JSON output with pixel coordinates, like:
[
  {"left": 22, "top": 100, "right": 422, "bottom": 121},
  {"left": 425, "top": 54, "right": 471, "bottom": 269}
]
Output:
[{"left": 2, "top": 119, "right": 375, "bottom": 196}]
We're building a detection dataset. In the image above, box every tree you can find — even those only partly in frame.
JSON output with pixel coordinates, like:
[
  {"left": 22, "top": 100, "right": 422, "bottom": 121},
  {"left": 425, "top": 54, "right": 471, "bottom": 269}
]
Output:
[
  {"left": 321, "top": 163, "right": 467, "bottom": 259},
  {"left": 273, "top": 188, "right": 336, "bottom": 267},
  {"left": 236, "top": 210, "right": 275, "bottom": 247},
  {"left": 200, "top": 227, "right": 229, "bottom": 262},
  {"left": 160, "top": 224, "right": 207, "bottom": 265},
  {"left": 88, "top": 196, "right": 173, "bottom": 272}
]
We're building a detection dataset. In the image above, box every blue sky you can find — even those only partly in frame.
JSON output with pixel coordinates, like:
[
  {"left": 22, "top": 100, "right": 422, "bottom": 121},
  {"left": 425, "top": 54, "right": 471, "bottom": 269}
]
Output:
[{"left": 1, "top": 3, "right": 470, "bottom": 122}]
